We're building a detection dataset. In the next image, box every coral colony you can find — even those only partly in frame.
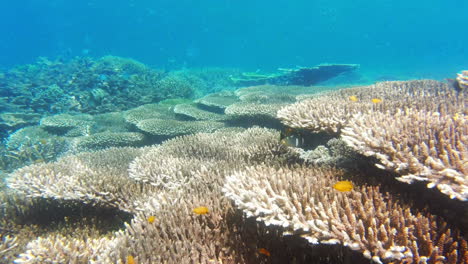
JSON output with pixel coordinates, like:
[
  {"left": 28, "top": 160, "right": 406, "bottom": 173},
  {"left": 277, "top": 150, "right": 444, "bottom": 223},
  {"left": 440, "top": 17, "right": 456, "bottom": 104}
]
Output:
[{"left": 0, "top": 57, "right": 466, "bottom": 264}]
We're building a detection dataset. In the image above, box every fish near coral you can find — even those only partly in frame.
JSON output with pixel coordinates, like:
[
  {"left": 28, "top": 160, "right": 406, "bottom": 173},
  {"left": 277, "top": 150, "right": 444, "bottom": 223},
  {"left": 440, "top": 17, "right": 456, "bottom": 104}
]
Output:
[
  {"left": 371, "top": 98, "right": 382, "bottom": 103},
  {"left": 349, "top": 95, "right": 358, "bottom": 102},
  {"left": 127, "top": 255, "right": 135, "bottom": 264},
  {"left": 193, "top": 206, "right": 209, "bottom": 215},
  {"left": 258, "top": 248, "right": 271, "bottom": 257},
  {"left": 147, "top": 215, "right": 156, "bottom": 223},
  {"left": 280, "top": 127, "right": 305, "bottom": 148},
  {"left": 333, "top": 181, "right": 353, "bottom": 192}
]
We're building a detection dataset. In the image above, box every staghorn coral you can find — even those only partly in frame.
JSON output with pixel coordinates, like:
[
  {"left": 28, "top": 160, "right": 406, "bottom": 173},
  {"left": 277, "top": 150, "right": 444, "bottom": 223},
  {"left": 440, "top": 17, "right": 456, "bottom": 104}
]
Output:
[
  {"left": 223, "top": 165, "right": 468, "bottom": 264},
  {"left": 341, "top": 108, "right": 468, "bottom": 201}
]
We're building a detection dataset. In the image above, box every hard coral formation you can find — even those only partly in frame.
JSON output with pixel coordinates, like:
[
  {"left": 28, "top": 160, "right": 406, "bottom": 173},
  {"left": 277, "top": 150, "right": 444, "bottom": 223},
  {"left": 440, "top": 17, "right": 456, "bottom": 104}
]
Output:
[
  {"left": 135, "top": 119, "right": 225, "bottom": 137},
  {"left": 341, "top": 108, "right": 467, "bottom": 201},
  {"left": 0, "top": 56, "right": 220, "bottom": 116},
  {"left": 278, "top": 80, "right": 468, "bottom": 201},
  {"left": 7, "top": 128, "right": 297, "bottom": 263},
  {"left": 194, "top": 90, "right": 240, "bottom": 110},
  {"left": 173, "top": 103, "right": 227, "bottom": 121},
  {"left": 456, "top": 70, "right": 468, "bottom": 90},
  {"left": 72, "top": 132, "right": 146, "bottom": 151},
  {"left": 223, "top": 165, "right": 468, "bottom": 264}
]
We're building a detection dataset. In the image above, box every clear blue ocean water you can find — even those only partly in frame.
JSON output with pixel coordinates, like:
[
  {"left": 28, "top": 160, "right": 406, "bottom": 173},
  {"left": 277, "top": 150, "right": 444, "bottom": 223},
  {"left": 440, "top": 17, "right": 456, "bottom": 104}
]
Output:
[{"left": 1, "top": 0, "right": 467, "bottom": 79}]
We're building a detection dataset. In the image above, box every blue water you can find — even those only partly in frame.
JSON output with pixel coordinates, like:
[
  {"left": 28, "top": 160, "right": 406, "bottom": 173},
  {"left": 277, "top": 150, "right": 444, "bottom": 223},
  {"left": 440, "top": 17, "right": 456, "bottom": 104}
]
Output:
[{"left": 1, "top": 0, "right": 467, "bottom": 79}]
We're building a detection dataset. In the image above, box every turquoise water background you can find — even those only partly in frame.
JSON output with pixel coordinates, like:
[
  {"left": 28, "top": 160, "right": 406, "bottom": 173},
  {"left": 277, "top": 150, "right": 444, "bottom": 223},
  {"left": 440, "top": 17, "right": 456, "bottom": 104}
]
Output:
[{"left": 1, "top": 0, "right": 467, "bottom": 79}]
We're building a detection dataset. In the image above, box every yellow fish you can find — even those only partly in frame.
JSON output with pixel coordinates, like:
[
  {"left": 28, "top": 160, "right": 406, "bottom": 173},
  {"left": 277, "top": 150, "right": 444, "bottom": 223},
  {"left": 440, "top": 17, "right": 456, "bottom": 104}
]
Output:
[
  {"left": 453, "top": 113, "right": 460, "bottom": 121},
  {"left": 127, "top": 255, "right": 135, "bottom": 264},
  {"left": 193, "top": 206, "right": 209, "bottom": 215},
  {"left": 371, "top": 98, "right": 382, "bottom": 103},
  {"left": 333, "top": 181, "right": 353, "bottom": 192},
  {"left": 349, "top": 95, "right": 358, "bottom": 102},
  {"left": 147, "top": 215, "right": 156, "bottom": 224}
]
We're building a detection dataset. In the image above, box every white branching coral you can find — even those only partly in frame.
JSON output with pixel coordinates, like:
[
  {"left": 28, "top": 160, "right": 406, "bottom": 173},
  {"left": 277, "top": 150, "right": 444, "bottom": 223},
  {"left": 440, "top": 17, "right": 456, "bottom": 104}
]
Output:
[
  {"left": 341, "top": 108, "right": 467, "bottom": 201},
  {"left": 277, "top": 80, "right": 467, "bottom": 201},
  {"left": 277, "top": 80, "right": 460, "bottom": 133},
  {"left": 223, "top": 165, "right": 468, "bottom": 263},
  {"left": 6, "top": 147, "right": 147, "bottom": 213},
  {"left": 6, "top": 128, "right": 295, "bottom": 264}
]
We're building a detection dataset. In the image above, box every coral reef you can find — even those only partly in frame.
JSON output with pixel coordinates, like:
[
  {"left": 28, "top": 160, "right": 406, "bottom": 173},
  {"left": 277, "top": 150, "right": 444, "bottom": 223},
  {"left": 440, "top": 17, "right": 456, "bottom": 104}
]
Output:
[
  {"left": 195, "top": 91, "right": 240, "bottom": 110},
  {"left": 341, "top": 108, "right": 467, "bottom": 201},
  {"left": 135, "top": 119, "right": 225, "bottom": 137},
  {"left": 6, "top": 128, "right": 299, "bottom": 263},
  {"left": 72, "top": 132, "right": 146, "bottom": 151},
  {"left": 223, "top": 165, "right": 467, "bottom": 263},
  {"left": 2, "top": 77, "right": 467, "bottom": 264},
  {"left": 173, "top": 103, "right": 227, "bottom": 121},
  {"left": 456, "top": 70, "right": 468, "bottom": 90},
  {"left": 0, "top": 56, "right": 239, "bottom": 118},
  {"left": 278, "top": 80, "right": 467, "bottom": 201}
]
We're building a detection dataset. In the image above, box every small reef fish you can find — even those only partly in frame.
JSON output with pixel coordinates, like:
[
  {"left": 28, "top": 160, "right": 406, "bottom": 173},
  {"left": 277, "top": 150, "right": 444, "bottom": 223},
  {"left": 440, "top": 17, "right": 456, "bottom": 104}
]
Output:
[
  {"left": 371, "top": 98, "right": 382, "bottom": 103},
  {"left": 39, "top": 139, "right": 48, "bottom": 145},
  {"left": 349, "top": 95, "right": 358, "bottom": 102},
  {"left": 453, "top": 113, "right": 460, "bottom": 121},
  {"left": 193, "top": 206, "right": 209, "bottom": 215},
  {"left": 258, "top": 248, "right": 271, "bottom": 257},
  {"left": 333, "top": 181, "right": 354, "bottom": 192},
  {"left": 280, "top": 127, "right": 305, "bottom": 148},
  {"left": 127, "top": 255, "right": 135, "bottom": 264},
  {"left": 147, "top": 215, "right": 156, "bottom": 223}
]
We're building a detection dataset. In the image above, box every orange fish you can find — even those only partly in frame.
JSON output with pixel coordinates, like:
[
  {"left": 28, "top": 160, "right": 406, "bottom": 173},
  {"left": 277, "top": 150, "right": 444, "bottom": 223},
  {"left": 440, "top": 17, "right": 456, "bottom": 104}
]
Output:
[
  {"left": 371, "top": 98, "right": 382, "bottom": 103},
  {"left": 147, "top": 215, "right": 156, "bottom": 224},
  {"left": 349, "top": 95, "right": 358, "bottom": 102},
  {"left": 333, "top": 181, "right": 353, "bottom": 192},
  {"left": 193, "top": 206, "right": 209, "bottom": 215},
  {"left": 258, "top": 248, "right": 271, "bottom": 257},
  {"left": 127, "top": 255, "right": 135, "bottom": 264}
]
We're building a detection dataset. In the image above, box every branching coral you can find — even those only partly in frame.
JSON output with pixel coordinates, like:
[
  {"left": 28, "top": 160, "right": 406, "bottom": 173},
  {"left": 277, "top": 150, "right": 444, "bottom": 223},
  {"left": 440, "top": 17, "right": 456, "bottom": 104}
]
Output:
[
  {"left": 277, "top": 80, "right": 459, "bottom": 133},
  {"left": 223, "top": 165, "right": 468, "bottom": 263},
  {"left": 277, "top": 80, "right": 468, "bottom": 201},
  {"left": 6, "top": 147, "right": 147, "bottom": 213},
  {"left": 7, "top": 128, "right": 295, "bottom": 263},
  {"left": 341, "top": 108, "right": 467, "bottom": 201}
]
